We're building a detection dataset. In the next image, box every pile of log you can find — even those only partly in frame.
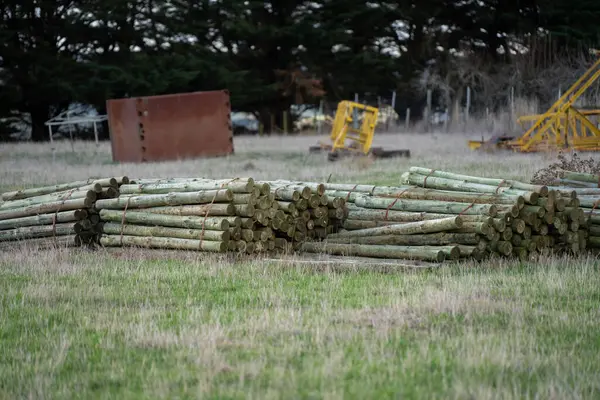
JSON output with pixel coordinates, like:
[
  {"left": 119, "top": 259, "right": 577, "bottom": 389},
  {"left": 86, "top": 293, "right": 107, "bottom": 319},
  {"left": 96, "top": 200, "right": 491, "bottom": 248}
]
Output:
[
  {"left": 0, "top": 177, "right": 127, "bottom": 250},
  {"left": 544, "top": 171, "right": 600, "bottom": 251},
  {"left": 2, "top": 168, "right": 596, "bottom": 264},
  {"left": 95, "top": 178, "right": 347, "bottom": 253},
  {"left": 298, "top": 167, "right": 588, "bottom": 262}
]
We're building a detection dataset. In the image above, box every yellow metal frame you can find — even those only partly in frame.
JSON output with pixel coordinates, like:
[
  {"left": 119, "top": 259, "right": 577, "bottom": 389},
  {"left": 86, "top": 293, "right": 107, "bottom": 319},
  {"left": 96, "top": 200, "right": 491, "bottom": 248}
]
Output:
[
  {"left": 507, "top": 56, "right": 600, "bottom": 152},
  {"left": 327, "top": 101, "right": 379, "bottom": 154}
]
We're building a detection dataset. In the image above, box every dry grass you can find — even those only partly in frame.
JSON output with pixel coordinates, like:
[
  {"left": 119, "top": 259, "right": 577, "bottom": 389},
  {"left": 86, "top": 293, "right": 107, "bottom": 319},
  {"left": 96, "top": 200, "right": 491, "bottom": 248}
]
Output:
[
  {"left": 0, "top": 132, "right": 558, "bottom": 189},
  {"left": 1, "top": 133, "right": 600, "bottom": 399}
]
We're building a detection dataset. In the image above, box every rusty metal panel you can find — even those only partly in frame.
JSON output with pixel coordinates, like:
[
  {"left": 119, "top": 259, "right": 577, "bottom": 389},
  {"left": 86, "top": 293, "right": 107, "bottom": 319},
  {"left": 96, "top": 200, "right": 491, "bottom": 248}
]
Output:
[
  {"left": 106, "top": 90, "right": 234, "bottom": 163},
  {"left": 106, "top": 97, "right": 143, "bottom": 162}
]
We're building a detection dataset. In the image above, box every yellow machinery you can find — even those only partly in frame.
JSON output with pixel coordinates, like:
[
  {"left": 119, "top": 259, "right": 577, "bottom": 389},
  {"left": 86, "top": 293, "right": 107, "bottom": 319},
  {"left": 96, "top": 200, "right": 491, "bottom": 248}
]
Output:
[
  {"left": 309, "top": 100, "right": 410, "bottom": 160},
  {"left": 469, "top": 54, "right": 600, "bottom": 152}
]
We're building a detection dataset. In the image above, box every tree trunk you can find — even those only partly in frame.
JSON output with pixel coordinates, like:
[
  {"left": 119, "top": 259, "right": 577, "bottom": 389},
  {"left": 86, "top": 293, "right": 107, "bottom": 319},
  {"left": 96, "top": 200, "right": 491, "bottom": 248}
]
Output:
[{"left": 30, "top": 106, "right": 51, "bottom": 142}]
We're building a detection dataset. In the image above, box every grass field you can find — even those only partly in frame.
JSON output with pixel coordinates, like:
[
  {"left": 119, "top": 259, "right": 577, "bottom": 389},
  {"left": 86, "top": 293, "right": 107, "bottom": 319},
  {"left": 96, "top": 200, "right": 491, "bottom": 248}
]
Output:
[{"left": 1, "top": 133, "right": 600, "bottom": 399}]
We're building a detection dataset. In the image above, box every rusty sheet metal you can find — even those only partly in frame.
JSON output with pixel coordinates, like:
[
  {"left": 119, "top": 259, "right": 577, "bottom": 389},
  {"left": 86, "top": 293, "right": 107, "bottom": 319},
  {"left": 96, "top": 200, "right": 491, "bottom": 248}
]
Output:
[{"left": 106, "top": 90, "right": 234, "bottom": 163}]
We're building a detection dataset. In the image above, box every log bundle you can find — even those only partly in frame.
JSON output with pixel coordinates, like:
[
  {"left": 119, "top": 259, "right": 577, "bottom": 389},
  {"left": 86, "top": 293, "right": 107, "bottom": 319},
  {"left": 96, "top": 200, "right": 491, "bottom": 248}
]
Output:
[
  {"left": 1, "top": 167, "right": 597, "bottom": 264},
  {"left": 95, "top": 178, "right": 347, "bottom": 253},
  {"left": 0, "top": 177, "right": 127, "bottom": 250},
  {"left": 545, "top": 171, "right": 600, "bottom": 251},
  {"left": 298, "top": 167, "right": 589, "bottom": 262}
]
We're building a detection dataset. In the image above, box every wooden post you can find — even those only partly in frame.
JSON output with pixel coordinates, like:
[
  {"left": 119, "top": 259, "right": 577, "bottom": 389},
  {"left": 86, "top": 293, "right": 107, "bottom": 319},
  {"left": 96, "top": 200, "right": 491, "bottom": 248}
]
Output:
[
  {"left": 48, "top": 125, "right": 56, "bottom": 163},
  {"left": 426, "top": 89, "right": 432, "bottom": 133},
  {"left": 317, "top": 100, "right": 324, "bottom": 135},
  {"left": 391, "top": 91, "right": 397, "bottom": 131},
  {"left": 405, "top": 108, "right": 411, "bottom": 131},
  {"left": 93, "top": 121, "right": 99, "bottom": 146},
  {"left": 444, "top": 107, "right": 449, "bottom": 132},
  {"left": 510, "top": 86, "right": 515, "bottom": 132},
  {"left": 283, "top": 111, "right": 288, "bottom": 134},
  {"left": 465, "top": 86, "right": 471, "bottom": 127},
  {"left": 353, "top": 93, "right": 359, "bottom": 130},
  {"left": 270, "top": 114, "right": 275, "bottom": 135}
]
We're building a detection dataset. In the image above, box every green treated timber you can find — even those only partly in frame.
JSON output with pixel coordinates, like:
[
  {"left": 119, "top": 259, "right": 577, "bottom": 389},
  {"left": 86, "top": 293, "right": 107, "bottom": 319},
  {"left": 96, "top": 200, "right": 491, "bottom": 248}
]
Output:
[
  {"left": 232, "top": 194, "right": 257, "bottom": 205},
  {"left": 371, "top": 186, "right": 525, "bottom": 207},
  {"left": 0, "top": 222, "right": 76, "bottom": 242},
  {"left": 327, "top": 197, "right": 345, "bottom": 209},
  {"left": 345, "top": 208, "right": 493, "bottom": 224},
  {"left": 98, "top": 209, "right": 234, "bottom": 231},
  {"left": 449, "top": 222, "right": 491, "bottom": 236},
  {"left": 408, "top": 167, "right": 548, "bottom": 195},
  {"left": 0, "top": 198, "right": 92, "bottom": 221},
  {"left": 119, "top": 179, "right": 253, "bottom": 195},
  {"left": 575, "top": 196, "right": 600, "bottom": 208},
  {"left": 522, "top": 205, "right": 546, "bottom": 217},
  {"left": 300, "top": 242, "right": 447, "bottom": 262},
  {"left": 95, "top": 190, "right": 233, "bottom": 210},
  {"left": 100, "top": 234, "right": 228, "bottom": 252},
  {"left": 457, "top": 245, "right": 485, "bottom": 261},
  {"left": 0, "top": 178, "right": 115, "bottom": 201},
  {"left": 262, "top": 180, "right": 325, "bottom": 196},
  {"left": 354, "top": 196, "right": 497, "bottom": 216},
  {"left": 0, "top": 210, "right": 84, "bottom": 230},
  {"left": 324, "top": 190, "right": 361, "bottom": 203},
  {"left": 0, "top": 234, "right": 80, "bottom": 250},
  {"left": 325, "top": 232, "right": 484, "bottom": 247},
  {"left": 406, "top": 173, "right": 510, "bottom": 195},
  {"left": 328, "top": 208, "right": 345, "bottom": 220},
  {"left": 560, "top": 171, "right": 600, "bottom": 184},
  {"left": 0, "top": 189, "right": 97, "bottom": 211},
  {"left": 141, "top": 203, "right": 236, "bottom": 216},
  {"left": 488, "top": 240, "right": 513, "bottom": 256},
  {"left": 500, "top": 228, "right": 513, "bottom": 242},
  {"left": 327, "top": 216, "right": 463, "bottom": 239},
  {"left": 263, "top": 183, "right": 312, "bottom": 199},
  {"left": 492, "top": 218, "right": 506, "bottom": 232},
  {"left": 101, "top": 222, "right": 231, "bottom": 242},
  {"left": 272, "top": 188, "right": 302, "bottom": 202},
  {"left": 512, "top": 247, "right": 529, "bottom": 261}
]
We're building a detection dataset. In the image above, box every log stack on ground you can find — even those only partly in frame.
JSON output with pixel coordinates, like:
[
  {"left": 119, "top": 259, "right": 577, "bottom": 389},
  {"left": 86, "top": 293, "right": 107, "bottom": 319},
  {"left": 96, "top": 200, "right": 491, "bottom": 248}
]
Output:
[
  {"left": 542, "top": 171, "right": 600, "bottom": 251},
  {"left": 1, "top": 168, "right": 594, "bottom": 264},
  {"left": 0, "top": 177, "right": 127, "bottom": 250},
  {"left": 297, "top": 166, "right": 588, "bottom": 262},
  {"left": 95, "top": 177, "right": 347, "bottom": 253}
]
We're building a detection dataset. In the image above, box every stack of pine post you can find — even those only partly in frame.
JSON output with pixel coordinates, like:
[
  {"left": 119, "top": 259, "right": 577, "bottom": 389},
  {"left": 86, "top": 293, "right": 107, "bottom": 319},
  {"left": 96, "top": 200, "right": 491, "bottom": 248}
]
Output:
[
  {"left": 0, "top": 177, "right": 127, "bottom": 250},
  {"left": 257, "top": 180, "right": 347, "bottom": 249},
  {"left": 96, "top": 177, "right": 348, "bottom": 254},
  {"left": 545, "top": 171, "right": 600, "bottom": 251},
  {"left": 298, "top": 167, "right": 587, "bottom": 263},
  {"left": 401, "top": 167, "right": 587, "bottom": 257}
]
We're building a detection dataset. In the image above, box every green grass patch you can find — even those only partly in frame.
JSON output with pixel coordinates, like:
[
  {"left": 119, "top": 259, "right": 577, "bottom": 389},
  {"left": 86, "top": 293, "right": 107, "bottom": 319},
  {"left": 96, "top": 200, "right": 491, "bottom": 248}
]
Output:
[{"left": 1, "top": 250, "right": 600, "bottom": 398}]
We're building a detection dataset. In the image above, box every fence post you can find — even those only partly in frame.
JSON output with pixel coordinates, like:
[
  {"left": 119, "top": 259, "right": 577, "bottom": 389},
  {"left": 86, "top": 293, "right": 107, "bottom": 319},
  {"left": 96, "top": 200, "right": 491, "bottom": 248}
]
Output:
[
  {"left": 405, "top": 108, "right": 410, "bottom": 131},
  {"left": 391, "top": 91, "right": 397, "bottom": 131},
  {"left": 465, "top": 86, "right": 471, "bottom": 127},
  {"left": 270, "top": 114, "right": 275, "bottom": 135},
  {"left": 353, "top": 93, "right": 359, "bottom": 130},
  {"left": 317, "top": 100, "right": 324, "bottom": 135},
  {"left": 425, "top": 89, "right": 432, "bottom": 133},
  {"left": 93, "top": 121, "right": 99, "bottom": 146},
  {"left": 444, "top": 107, "right": 449, "bottom": 132},
  {"left": 510, "top": 86, "right": 515, "bottom": 132}
]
